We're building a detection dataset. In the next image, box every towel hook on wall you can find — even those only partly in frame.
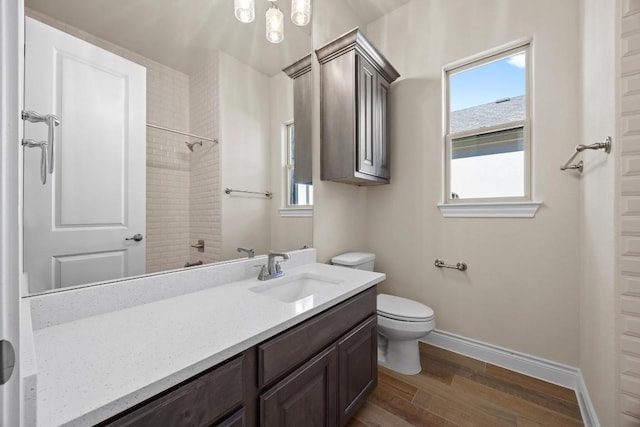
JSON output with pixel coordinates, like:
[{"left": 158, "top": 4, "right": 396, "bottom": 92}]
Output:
[{"left": 560, "top": 136, "right": 612, "bottom": 173}]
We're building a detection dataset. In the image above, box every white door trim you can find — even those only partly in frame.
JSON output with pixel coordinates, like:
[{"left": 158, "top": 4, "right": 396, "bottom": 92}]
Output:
[{"left": 0, "top": 0, "right": 24, "bottom": 425}]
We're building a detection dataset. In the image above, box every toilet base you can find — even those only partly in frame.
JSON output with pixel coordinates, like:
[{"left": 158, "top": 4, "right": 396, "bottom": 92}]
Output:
[{"left": 377, "top": 337, "right": 422, "bottom": 375}]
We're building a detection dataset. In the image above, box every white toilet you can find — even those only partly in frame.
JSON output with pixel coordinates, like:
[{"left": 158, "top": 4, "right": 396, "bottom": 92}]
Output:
[{"left": 331, "top": 252, "right": 435, "bottom": 375}]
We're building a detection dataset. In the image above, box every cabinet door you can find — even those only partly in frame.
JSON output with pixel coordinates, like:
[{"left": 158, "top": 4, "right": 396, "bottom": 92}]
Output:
[
  {"left": 337, "top": 315, "right": 378, "bottom": 426},
  {"left": 261, "top": 346, "right": 337, "bottom": 427},
  {"left": 375, "top": 76, "right": 391, "bottom": 180},
  {"left": 356, "top": 55, "right": 377, "bottom": 178}
]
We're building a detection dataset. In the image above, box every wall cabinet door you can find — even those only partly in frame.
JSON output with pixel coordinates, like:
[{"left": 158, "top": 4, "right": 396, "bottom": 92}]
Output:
[
  {"left": 260, "top": 346, "right": 337, "bottom": 427},
  {"left": 357, "top": 55, "right": 377, "bottom": 178},
  {"left": 376, "top": 76, "right": 391, "bottom": 180},
  {"left": 337, "top": 315, "right": 378, "bottom": 426},
  {"left": 357, "top": 55, "right": 391, "bottom": 182}
]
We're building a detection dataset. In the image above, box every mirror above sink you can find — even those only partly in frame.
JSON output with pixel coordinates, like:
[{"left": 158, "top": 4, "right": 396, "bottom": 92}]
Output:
[{"left": 22, "top": 0, "right": 313, "bottom": 295}]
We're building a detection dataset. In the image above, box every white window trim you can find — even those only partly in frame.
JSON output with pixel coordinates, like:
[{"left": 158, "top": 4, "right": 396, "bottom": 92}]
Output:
[
  {"left": 437, "top": 201, "right": 542, "bottom": 218},
  {"left": 441, "top": 38, "right": 536, "bottom": 218},
  {"left": 281, "top": 121, "right": 313, "bottom": 217},
  {"left": 279, "top": 207, "right": 313, "bottom": 217}
]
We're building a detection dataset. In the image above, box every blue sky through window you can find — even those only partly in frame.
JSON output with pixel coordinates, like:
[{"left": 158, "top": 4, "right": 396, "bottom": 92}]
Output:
[{"left": 450, "top": 52, "right": 526, "bottom": 112}]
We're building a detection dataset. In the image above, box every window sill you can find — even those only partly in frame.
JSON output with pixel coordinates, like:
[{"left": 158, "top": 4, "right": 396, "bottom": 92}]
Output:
[
  {"left": 279, "top": 207, "right": 313, "bottom": 218},
  {"left": 437, "top": 201, "right": 542, "bottom": 218}
]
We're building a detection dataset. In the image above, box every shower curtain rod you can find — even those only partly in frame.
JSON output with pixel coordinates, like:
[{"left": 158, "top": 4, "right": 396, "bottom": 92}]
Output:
[{"left": 146, "top": 123, "right": 218, "bottom": 144}]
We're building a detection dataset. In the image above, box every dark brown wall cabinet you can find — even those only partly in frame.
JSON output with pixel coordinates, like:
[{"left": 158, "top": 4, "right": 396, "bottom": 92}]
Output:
[
  {"left": 316, "top": 28, "right": 400, "bottom": 186},
  {"left": 102, "top": 287, "right": 377, "bottom": 427},
  {"left": 283, "top": 54, "right": 312, "bottom": 185}
]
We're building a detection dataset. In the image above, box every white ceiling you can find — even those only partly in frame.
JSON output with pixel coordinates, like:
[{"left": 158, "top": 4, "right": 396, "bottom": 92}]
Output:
[
  {"left": 25, "top": 0, "right": 312, "bottom": 76},
  {"left": 346, "top": 0, "right": 412, "bottom": 24},
  {"left": 24, "top": 0, "right": 411, "bottom": 76}
]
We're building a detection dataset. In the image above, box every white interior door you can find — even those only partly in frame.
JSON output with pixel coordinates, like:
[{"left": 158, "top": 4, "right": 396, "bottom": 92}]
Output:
[{"left": 24, "top": 17, "right": 146, "bottom": 294}]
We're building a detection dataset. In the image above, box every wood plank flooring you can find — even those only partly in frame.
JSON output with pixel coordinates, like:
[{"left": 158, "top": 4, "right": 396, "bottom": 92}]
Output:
[{"left": 348, "top": 342, "right": 584, "bottom": 427}]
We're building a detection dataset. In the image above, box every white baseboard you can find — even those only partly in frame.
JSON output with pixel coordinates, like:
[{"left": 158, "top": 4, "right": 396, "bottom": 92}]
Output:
[
  {"left": 576, "top": 371, "right": 599, "bottom": 427},
  {"left": 420, "top": 329, "right": 600, "bottom": 427}
]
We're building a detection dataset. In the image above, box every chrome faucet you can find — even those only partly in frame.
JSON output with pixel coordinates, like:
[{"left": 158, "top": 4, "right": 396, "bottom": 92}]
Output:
[
  {"left": 257, "top": 251, "right": 291, "bottom": 280},
  {"left": 237, "top": 247, "right": 255, "bottom": 258}
]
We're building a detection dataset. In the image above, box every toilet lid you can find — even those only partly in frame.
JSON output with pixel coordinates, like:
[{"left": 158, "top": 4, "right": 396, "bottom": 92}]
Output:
[{"left": 377, "top": 294, "right": 434, "bottom": 321}]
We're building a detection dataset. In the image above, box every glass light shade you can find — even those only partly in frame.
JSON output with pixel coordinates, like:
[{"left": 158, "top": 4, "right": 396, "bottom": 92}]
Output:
[
  {"left": 291, "top": 0, "right": 311, "bottom": 26},
  {"left": 265, "top": 5, "right": 284, "bottom": 43},
  {"left": 234, "top": 0, "right": 255, "bottom": 23}
]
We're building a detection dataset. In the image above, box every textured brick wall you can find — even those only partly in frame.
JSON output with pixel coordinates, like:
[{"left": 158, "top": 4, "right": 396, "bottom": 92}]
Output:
[
  {"left": 621, "top": 1, "right": 640, "bottom": 424},
  {"left": 144, "top": 67, "right": 191, "bottom": 273},
  {"left": 189, "top": 54, "right": 222, "bottom": 264}
]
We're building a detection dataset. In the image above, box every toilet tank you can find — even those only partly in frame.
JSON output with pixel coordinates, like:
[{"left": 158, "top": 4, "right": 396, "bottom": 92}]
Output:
[{"left": 331, "top": 252, "right": 376, "bottom": 271}]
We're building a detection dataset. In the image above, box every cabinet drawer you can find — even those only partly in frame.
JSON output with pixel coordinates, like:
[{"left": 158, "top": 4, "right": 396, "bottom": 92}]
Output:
[
  {"left": 258, "top": 287, "right": 376, "bottom": 389},
  {"left": 103, "top": 355, "right": 245, "bottom": 427},
  {"left": 216, "top": 408, "right": 245, "bottom": 427}
]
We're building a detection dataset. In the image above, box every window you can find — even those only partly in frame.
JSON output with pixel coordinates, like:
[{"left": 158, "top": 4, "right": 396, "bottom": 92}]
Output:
[
  {"left": 445, "top": 43, "right": 531, "bottom": 204},
  {"left": 285, "top": 122, "right": 313, "bottom": 208}
]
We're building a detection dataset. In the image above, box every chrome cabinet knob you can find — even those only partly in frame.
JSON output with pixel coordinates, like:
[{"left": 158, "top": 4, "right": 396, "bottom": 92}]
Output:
[{"left": 125, "top": 234, "right": 143, "bottom": 242}]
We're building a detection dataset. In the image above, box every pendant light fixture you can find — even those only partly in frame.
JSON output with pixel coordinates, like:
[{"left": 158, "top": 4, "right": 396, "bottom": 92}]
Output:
[
  {"left": 234, "top": 0, "right": 311, "bottom": 44},
  {"left": 265, "top": 2, "right": 284, "bottom": 44},
  {"left": 234, "top": 0, "right": 255, "bottom": 23},
  {"left": 291, "top": 0, "right": 311, "bottom": 26}
]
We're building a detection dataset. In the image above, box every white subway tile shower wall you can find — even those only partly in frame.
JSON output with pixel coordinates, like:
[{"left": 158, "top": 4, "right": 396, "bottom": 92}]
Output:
[
  {"left": 146, "top": 68, "right": 191, "bottom": 273},
  {"left": 621, "top": 1, "right": 640, "bottom": 423},
  {"left": 189, "top": 53, "right": 222, "bottom": 265}
]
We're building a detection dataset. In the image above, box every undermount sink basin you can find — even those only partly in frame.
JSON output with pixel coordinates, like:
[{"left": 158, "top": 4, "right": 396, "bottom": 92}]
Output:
[{"left": 249, "top": 273, "right": 342, "bottom": 303}]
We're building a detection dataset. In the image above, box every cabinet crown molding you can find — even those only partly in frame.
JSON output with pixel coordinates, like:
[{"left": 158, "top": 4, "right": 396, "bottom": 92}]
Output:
[
  {"left": 283, "top": 53, "right": 312, "bottom": 79},
  {"left": 315, "top": 28, "right": 400, "bottom": 84}
]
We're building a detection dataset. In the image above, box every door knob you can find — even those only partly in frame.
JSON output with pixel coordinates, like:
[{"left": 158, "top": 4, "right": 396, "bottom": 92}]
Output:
[
  {"left": 125, "top": 234, "right": 143, "bottom": 242},
  {"left": 1, "top": 339, "right": 16, "bottom": 385}
]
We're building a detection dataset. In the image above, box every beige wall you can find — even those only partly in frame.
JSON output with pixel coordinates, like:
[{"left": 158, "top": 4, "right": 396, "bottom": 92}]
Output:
[
  {"left": 219, "top": 52, "right": 272, "bottom": 260},
  {"left": 314, "top": 0, "right": 583, "bottom": 365},
  {"left": 312, "top": 0, "right": 369, "bottom": 264},
  {"left": 580, "top": 0, "right": 618, "bottom": 424}
]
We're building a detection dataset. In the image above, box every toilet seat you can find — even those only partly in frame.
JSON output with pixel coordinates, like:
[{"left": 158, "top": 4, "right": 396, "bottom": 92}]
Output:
[{"left": 377, "top": 294, "right": 434, "bottom": 322}]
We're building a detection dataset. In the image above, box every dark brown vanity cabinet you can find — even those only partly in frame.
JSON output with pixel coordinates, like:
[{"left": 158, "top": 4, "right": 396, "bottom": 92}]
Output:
[
  {"left": 102, "top": 287, "right": 377, "bottom": 427},
  {"left": 258, "top": 288, "right": 377, "bottom": 426},
  {"left": 100, "top": 352, "right": 256, "bottom": 427},
  {"left": 316, "top": 29, "right": 399, "bottom": 186}
]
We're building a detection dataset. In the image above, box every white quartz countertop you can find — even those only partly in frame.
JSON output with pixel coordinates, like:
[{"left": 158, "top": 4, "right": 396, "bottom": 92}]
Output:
[{"left": 31, "top": 263, "right": 384, "bottom": 427}]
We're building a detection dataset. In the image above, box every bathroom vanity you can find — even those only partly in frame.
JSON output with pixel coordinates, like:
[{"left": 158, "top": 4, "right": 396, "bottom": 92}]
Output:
[
  {"left": 101, "top": 288, "right": 376, "bottom": 426},
  {"left": 22, "top": 250, "right": 384, "bottom": 427}
]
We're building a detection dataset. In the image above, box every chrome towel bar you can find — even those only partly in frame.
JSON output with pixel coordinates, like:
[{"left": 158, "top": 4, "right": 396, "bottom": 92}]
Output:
[
  {"left": 224, "top": 188, "right": 273, "bottom": 198},
  {"left": 435, "top": 259, "right": 468, "bottom": 271},
  {"left": 146, "top": 123, "right": 218, "bottom": 144},
  {"left": 560, "top": 136, "right": 612, "bottom": 173}
]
